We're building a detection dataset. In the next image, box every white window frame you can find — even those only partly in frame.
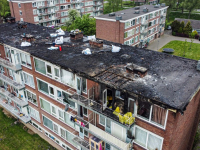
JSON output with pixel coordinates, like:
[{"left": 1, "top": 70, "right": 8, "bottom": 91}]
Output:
[
  {"left": 137, "top": 104, "right": 168, "bottom": 129},
  {"left": 99, "top": 115, "right": 105, "bottom": 126},
  {"left": 18, "top": 3, "right": 21, "bottom": 8},
  {"left": 26, "top": 89, "right": 37, "bottom": 106},
  {"left": 19, "top": 10, "right": 22, "bottom": 15},
  {"left": 23, "top": 71, "right": 35, "bottom": 88},
  {"left": 133, "top": 125, "right": 164, "bottom": 150},
  {"left": 29, "top": 106, "right": 40, "bottom": 122}
]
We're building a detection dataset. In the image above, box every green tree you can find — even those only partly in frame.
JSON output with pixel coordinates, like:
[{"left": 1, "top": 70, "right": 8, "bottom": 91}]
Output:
[
  {"left": 171, "top": 20, "right": 181, "bottom": 32},
  {"left": 68, "top": 14, "right": 96, "bottom": 36},
  {"left": 184, "top": 0, "right": 200, "bottom": 19},
  {"left": 184, "top": 21, "right": 192, "bottom": 35},
  {"left": 0, "top": 0, "right": 10, "bottom": 18},
  {"left": 65, "top": 9, "right": 80, "bottom": 27}
]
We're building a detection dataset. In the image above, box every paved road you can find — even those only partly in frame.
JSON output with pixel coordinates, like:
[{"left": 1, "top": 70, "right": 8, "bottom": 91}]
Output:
[{"left": 147, "top": 31, "right": 200, "bottom": 51}]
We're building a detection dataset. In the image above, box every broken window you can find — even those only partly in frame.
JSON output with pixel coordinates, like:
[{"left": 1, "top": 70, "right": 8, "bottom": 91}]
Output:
[{"left": 137, "top": 100, "right": 151, "bottom": 120}]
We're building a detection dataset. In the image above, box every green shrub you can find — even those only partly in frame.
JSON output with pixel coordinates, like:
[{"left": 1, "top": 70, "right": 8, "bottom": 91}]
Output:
[
  {"left": 172, "top": 32, "right": 176, "bottom": 36},
  {"left": 193, "top": 130, "right": 200, "bottom": 149},
  {"left": 178, "top": 27, "right": 183, "bottom": 33},
  {"left": 192, "top": 30, "right": 198, "bottom": 36}
]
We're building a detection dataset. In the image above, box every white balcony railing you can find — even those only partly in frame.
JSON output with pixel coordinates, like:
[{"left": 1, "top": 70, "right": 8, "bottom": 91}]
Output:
[
  {"left": 141, "top": 20, "right": 148, "bottom": 26},
  {"left": 0, "top": 97, "right": 31, "bottom": 123},
  {"left": 0, "top": 73, "right": 24, "bottom": 90},
  {"left": 0, "top": 87, "right": 28, "bottom": 107},
  {"left": 0, "top": 57, "right": 21, "bottom": 72}
]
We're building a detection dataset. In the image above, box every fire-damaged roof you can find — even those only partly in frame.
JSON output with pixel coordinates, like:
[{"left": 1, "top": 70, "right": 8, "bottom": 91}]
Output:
[{"left": 0, "top": 22, "right": 200, "bottom": 112}]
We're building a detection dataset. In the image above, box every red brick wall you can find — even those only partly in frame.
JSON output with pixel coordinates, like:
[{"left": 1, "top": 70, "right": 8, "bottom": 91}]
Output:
[
  {"left": 9, "top": 2, "right": 34, "bottom": 23},
  {"left": 133, "top": 89, "right": 200, "bottom": 150},
  {"left": 96, "top": 19, "right": 125, "bottom": 44}
]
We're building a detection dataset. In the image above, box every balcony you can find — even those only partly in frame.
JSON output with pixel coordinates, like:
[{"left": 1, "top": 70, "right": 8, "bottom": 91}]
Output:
[
  {"left": 67, "top": 88, "right": 135, "bottom": 129},
  {"left": 72, "top": 136, "right": 90, "bottom": 150},
  {"left": 0, "top": 73, "right": 24, "bottom": 90},
  {"left": 89, "top": 124, "right": 131, "bottom": 150},
  {"left": 39, "top": 17, "right": 58, "bottom": 23},
  {"left": 38, "top": 11, "right": 56, "bottom": 16},
  {"left": 0, "top": 97, "right": 31, "bottom": 123},
  {"left": 93, "top": 3, "right": 102, "bottom": 6},
  {"left": 76, "top": 6, "right": 82, "bottom": 9},
  {"left": 140, "top": 28, "right": 148, "bottom": 35},
  {"left": 0, "top": 87, "right": 28, "bottom": 107},
  {"left": 141, "top": 20, "right": 148, "bottom": 26},
  {"left": 71, "top": 0, "right": 82, "bottom": 3},
  {"left": 0, "top": 57, "right": 21, "bottom": 72},
  {"left": 93, "top": 9, "right": 100, "bottom": 12}
]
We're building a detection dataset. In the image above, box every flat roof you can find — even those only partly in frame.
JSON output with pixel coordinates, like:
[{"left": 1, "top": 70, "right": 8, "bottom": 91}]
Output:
[
  {"left": 95, "top": 5, "right": 168, "bottom": 21},
  {"left": 0, "top": 22, "right": 200, "bottom": 112}
]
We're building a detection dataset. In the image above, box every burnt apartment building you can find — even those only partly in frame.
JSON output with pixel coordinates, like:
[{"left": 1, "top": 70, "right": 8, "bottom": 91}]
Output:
[
  {"left": 8, "top": 0, "right": 103, "bottom": 27},
  {"left": 0, "top": 21, "right": 200, "bottom": 150},
  {"left": 95, "top": 4, "right": 167, "bottom": 48}
]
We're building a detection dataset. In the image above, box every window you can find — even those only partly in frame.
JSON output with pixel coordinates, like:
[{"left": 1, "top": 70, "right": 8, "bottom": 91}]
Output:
[
  {"left": 83, "top": 107, "right": 87, "bottom": 116},
  {"left": 84, "top": 130, "right": 88, "bottom": 137},
  {"left": 64, "top": 112, "right": 75, "bottom": 128},
  {"left": 23, "top": 72, "right": 35, "bottom": 88},
  {"left": 99, "top": 115, "right": 105, "bottom": 126},
  {"left": 18, "top": 3, "right": 21, "bottom": 8},
  {"left": 137, "top": 101, "right": 167, "bottom": 127},
  {"left": 54, "top": 68, "right": 60, "bottom": 79},
  {"left": 58, "top": 109, "right": 64, "bottom": 121},
  {"left": 82, "top": 78, "right": 87, "bottom": 93},
  {"left": 60, "top": 128, "right": 66, "bottom": 138},
  {"left": 46, "top": 64, "right": 52, "bottom": 77},
  {"left": 49, "top": 86, "right": 54, "bottom": 98},
  {"left": 19, "top": 11, "right": 22, "bottom": 15},
  {"left": 34, "top": 58, "right": 46, "bottom": 74},
  {"left": 61, "top": 69, "right": 75, "bottom": 88},
  {"left": 38, "top": 79, "right": 48, "bottom": 94},
  {"left": 131, "top": 19, "right": 135, "bottom": 26},
  {"left": 125, "top": 21, "right": 130, "bottom": 29},
  {"left": 29, "top": 106, "right": 40, "bottom": 122},
  {"left": 20, "top": 53, "right": 31, "bottom": 68},
  {"left": 135, "top": 126, "right": 163, "bottom": 150},
  {"left": 40, "top": 98, "right": 51, "bottom": 113},
  {"left": 27, "top": 90, "right": 37, "bottom": 105},
  {"left": 53, "top": 124, "right": 58, "bottom": 134},
  {"left": 52, "top": 105, "right": 56, "bottom": 116},
  {"left": 135, "top": 36, "right": 138, "bottom": 43},
  {"left": 43, "top": 116, "right": 53, "bottom": 130},
  {"left": 66, "top": 131, "right": 76, "bottom": 146}
]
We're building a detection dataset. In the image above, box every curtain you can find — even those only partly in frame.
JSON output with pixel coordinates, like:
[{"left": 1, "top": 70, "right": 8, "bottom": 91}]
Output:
[
  {"left": 40, "top": 98, "right": 51, "bottom": 113},
  {"left": 43, "top": 116, "right": 53, "bottom": 130},
  {"left": 151, "top": 105, "right": 166, "bottom": 126},
  {"left": 135, "top": 127, "right": 147, "bottom": 147},
  {"left": 34, "top": 58, "right": 46, "bottom": 74},
  {"left": 147, "top": 133, "right": 162, "bottom": 150}
]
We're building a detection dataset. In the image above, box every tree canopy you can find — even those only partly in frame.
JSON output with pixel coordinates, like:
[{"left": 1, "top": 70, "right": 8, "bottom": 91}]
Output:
[
  {"left": 0, "top": 0, "right": 10, "bottom": 18},
  {"left": 67, "top": 14, "right": 96, "bottom": 36}
]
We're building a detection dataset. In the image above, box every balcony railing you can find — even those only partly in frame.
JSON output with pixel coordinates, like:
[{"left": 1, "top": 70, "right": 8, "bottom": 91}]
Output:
[
  {"left": 67, "top": 88, "right": 135, "bottom": 129},
  {"left": 38, "top": 11, "right": 56, "bottom": 16},
  {"left": 0, "top": 87, "right": 28, "bottom": 107},
  {"left": 72, "top": 136, "right": 90, "bottom": 150},
  {"left": 0, "top": 57, "right": 21, "bottom": 72},
  {"left": 141, "top": 20, "right": 148, "bottom": 26},
  {"left": 71, "top": 0, "right": 82, "bottom": 3},
  {"left": 140, "top": 28, "right": 148, "bottom": 34},
  {"left": 39, "top": 17, "right": 58, "bottom": 23},
  {"left": 0, "top": 73, "right": 24, "bottom": 90},
  {"left": 0, "top": 97, "right": 31, "bottom": 123}
]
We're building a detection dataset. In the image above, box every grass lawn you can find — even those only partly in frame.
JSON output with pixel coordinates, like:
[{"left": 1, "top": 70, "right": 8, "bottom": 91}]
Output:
[
  {"left": 159, "top": 40, "right": 200, "bottom": 60},
  {"left": 0, "top": 108, "right": 56, "bottom": 150}
]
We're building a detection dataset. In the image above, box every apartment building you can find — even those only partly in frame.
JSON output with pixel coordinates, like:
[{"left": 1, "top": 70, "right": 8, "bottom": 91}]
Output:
[
  {"left": 95, "top": 4, "right": 167, "bottom": 48},
  {"left": 8, "top": 0, "right": 103, "bottom": 27},
  {"left": 0, "top": 21, "right": 200, "bottom": 150},
  {"left": 132, "top": 0, "right": 158, "bottom": 5}
]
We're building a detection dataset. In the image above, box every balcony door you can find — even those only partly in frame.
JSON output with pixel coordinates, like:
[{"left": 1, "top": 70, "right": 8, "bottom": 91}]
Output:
[
  {"left": 79, "top": 127, "right": 84, "bottom": 139},
  {"left": 76, "top": 77, "right": 82, "bottom": 95},
  {"left": 105, "top": 118, "right": 111, "bottom": 133}
]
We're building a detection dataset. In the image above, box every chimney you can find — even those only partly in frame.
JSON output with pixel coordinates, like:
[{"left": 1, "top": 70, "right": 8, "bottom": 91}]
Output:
[
  {"left": 22, "top": 34, "right": 35, "bottom": 42},
  {"left": 89, "top": 39, "right": 103, "bottom": 48},
  {"left": 197, "top": 60, "right": 200, "bottom": 71},
  {"left": 6, "top": 17, "right": 16, "bottom": 23},
  {"left": 70, "top": 29, "right": 83, "bottom": 40},
  {"left": 126, "top": 63, "right": 148, "bottom": 78},
  {"left": 18, "top": 21, "right": 27, "bottom": 29}
]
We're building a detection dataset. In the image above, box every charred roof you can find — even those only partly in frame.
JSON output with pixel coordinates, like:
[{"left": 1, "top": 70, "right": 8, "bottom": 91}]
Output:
[{"left": 0, "top": 22, "right": 200, "bottom": 112}]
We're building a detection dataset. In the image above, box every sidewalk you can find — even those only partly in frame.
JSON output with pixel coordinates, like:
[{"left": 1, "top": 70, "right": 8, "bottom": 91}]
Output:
[{"left": 147, "top": 32, "right": 200, "bottom": 51}]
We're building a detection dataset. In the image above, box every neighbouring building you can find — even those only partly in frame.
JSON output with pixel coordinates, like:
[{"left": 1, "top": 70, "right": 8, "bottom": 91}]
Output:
[
  {"left": 95, "top": 4, "right": 167, "bottom": 48},
  {"left": 175, "top": 18, "right": 200, "bottom": 35},
  {"left": 0, "top": 21, "right": 200, "bottom": 150},
  {"left": 8, "top": 0, "right": 103, "bottom": 27},
  {"left": 131, "top": 0, "right": 158, "bottom": 5}
]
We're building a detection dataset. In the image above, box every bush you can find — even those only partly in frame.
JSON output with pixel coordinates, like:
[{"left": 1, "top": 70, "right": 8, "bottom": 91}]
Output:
[
  {"left": 192, "top": 30, "right": 198, "bottom": 36},
  {"left": 172, "top": 32, "right": 176, "bottom": 36},
  {"left": 193, "top": 130, "right": 200, "bottom": 149},
  {"left": 178, "top": 27, "right": 183, "bottom": 33},
  {"left": 195, "top": 35, "right": 199, "bottom": 39},
  {"left": 184, "top": 21, "right": 192, "bottom": 35},
  {"left": 171, "top": 20, "right": 181, "bottom": 32}
]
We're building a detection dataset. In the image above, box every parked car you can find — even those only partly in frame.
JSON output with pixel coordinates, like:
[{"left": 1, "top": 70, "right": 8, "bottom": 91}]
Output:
[{"left": 167, "top": 26, "right": 171, "bottom": 30}]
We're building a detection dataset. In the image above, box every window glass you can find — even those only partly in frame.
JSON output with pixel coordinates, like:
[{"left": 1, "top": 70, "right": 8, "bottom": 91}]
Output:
[
  {"left": 83, "top": 107, "right": 87, "bottom": 116},
  {"left": 43, "top": 116, "right": 53, "bottom": 130},
  {"left": 34, "top": 58, "right": 46, "bottom": 74},
  {"left": 38, "top": 79, "right": 49, "bottom": 94},
  {"left": 151, "top": 105, "right": 166, "bottom": 126},
  {"left": 52, "top": 106, "right": 56, "bottom": 114},
  {"left": 58, "top": 109, "right": 64, "bottom": 120},
  {"left": 40, "top": 98, "right": 51, "bottom": 113},
  {"left": 137, "top": 100, "right": 151, "bottom": 120},
  {"left": 82, "top": 78, "right": 87, "bottom": 93},
  {"left": 49, "top": 86, "right": 54, "bottom": 95},
  {"left": 54, "top": 68, "right": 60, "bottom": 77},
  {"left": 47, "top": 65, "right": 52, "bottom": 75},
  {"left": 60, "top": 128, "right": 65, "bottom": 138},
  {"left": 135, "top": 127, "right": 147, "bottom": 147},
  {"left": 147, "top": 134, "right": 162, "bottom": 150},
  {"left": 100, "top": 115, "right": 105, "bottom": 126},
  {"left": 53, "top": 124, "right": 58, "bottom": 133},
  {"left": 84, "top": 130, "right": 88, "bottom": 136}
]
